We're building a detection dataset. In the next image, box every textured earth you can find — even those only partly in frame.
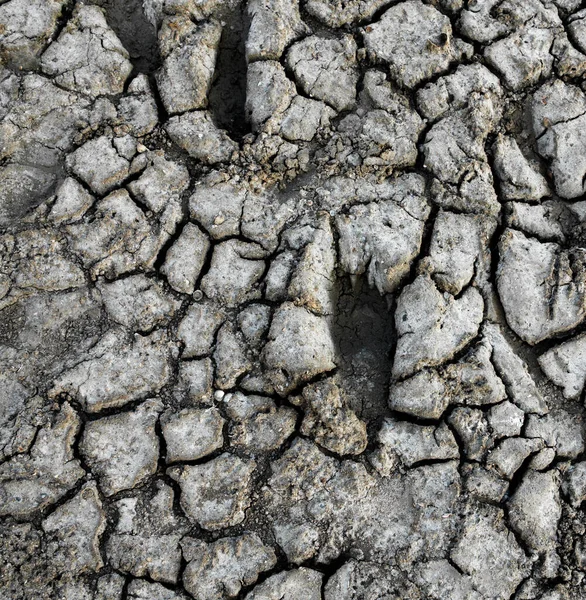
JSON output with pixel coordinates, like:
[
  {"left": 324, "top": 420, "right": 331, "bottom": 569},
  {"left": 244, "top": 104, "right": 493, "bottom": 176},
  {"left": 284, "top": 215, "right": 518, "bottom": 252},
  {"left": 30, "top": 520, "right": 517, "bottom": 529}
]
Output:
[{"left": 2, "top": 0, "right": 586, "bottom": 598}]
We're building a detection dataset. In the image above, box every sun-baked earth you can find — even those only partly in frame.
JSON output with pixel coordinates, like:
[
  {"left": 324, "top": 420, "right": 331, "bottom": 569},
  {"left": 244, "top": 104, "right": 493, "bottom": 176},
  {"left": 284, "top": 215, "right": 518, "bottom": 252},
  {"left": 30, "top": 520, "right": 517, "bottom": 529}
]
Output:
[{"left": 2, "top": 0, "right": 586, "bottom": 598}]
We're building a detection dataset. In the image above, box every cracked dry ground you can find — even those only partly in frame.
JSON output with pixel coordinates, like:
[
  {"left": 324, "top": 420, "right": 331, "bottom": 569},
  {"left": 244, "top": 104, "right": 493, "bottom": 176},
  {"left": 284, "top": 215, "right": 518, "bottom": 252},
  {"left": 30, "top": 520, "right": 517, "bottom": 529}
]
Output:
[{"left": 5, "top": 1, "right": 586, "bottom": 600}]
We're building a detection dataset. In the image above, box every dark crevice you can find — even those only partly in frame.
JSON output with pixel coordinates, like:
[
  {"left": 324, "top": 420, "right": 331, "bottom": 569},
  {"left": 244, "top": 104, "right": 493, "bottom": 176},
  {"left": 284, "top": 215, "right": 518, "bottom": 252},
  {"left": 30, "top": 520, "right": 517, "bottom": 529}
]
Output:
[
  {"left": 207, "top": 4, "right": 251, "bottom": 140},
  {"left": 386, "top": 409, "right": 443, "bottom": 427},
  {"left": 89, "top": 0, "right": 161, "bottom": 76},
  {"left": 120, "top": 573, "right": 131, "bottom": 600},
  {"left": 332, "top": 274, "right": 395, "bottom": 425},
  {"left": 41, "top": 0, "right": 77, "bottom": 57},
  {"left": 444, "top": 408, "right": 470, "bottom": 462},
  {"left": 409, "top": 457, "right": 457, "bottom": 469},
  {"left": 152, "top": 218, "right": 190, "bottom": 274},
  {"left": 501, "top": 451, "right": 541, "bottom": 504}
]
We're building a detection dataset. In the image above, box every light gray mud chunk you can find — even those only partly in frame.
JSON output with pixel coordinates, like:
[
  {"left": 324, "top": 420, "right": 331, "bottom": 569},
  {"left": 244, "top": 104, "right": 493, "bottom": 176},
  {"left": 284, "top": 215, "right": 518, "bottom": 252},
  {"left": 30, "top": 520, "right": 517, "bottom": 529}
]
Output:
[
  {"left": 444, "top": 340, "right": 507, "bottom": 406},
  {"left": 538, "top": 333, "right": 586, "bottom": 399},
  {"left": 393, "top": 462, "right": 464, "bottom": 559},
  {"left": 451, "top": 507, "right": 529, "bottom": 600},
  {"left": 238, "top": 304, "right": 272, "bottom": 346},
  {"left": 485, "top": 27, "right": 554, "bottom": 91},
  {"left": 98, "top": 274, "right": 180, "bottom": 332},
  {"left": 532, "top": 80, "right": 586, "bottom": 199},
  {"left": 0, "top": 288, "right": 103, "bottom": 388},
  {"left": 306, "top": 0, "right": 388, "bottom": 26},
  {"left": 107, "top": 481, "right": 190, "bottom": 584},
  {"left": 0, "top": 228, "right": 86, "bottom": 308},
  {"left": 327, "top": 95, "right": 424, "bottom": 169},
  {"left": 419, "top": 211, "right": 484, "bottom": 295},
  {"left": 423, "top": 99, "right": 501, "bottom": 217},
  {"left": 182, "top": 534, "right": 277, "bottom": 600},
  {"left": 166, "top": 111, "right": 238, "bottom": 163},
  {"left": 161, "top": 222, "right": 211, "bottom": 294},
  {"left": 529, "top": 446, "right": 556, "bottom": 471},
  {"left": 569, "top": 10, "right": 586, "bottom": 54},
  {"left": 377, "top": 418, "right": 459, "bottom": 467},
  {"left": 286, "top": 35, "right": 358, "bottom": 112},
  {"left": 65, "top": 187, "right": 182, "bottom": 278},
  {"left": 42, "top": 482, "right": 105, "bottom": 575},
  {"left": 126, "top": 154, "right": 189, "bottom": 213},
  {"left": 262, "top": 303, "right": 337, "bottom": 394},
  {"left": 212, "top": 326, "right": 252, "bottom": 388},
  {"left": 458, "top": 0, "right": 511, "bottom": 43},
  {"left": 506, "top": 201, "right": 566, "bottom": 243},
  {"left": 324, "top": 561, "right": 405, "bottom": 599},
  {"left": 531, "top": 78, "right": 586, "bottom": 138},
  {"left": 483, "top": 322, "right": 547, "bottom": 414},
  {"left": 497, "top": 229, "right": 586, "bottom": 344},
  {"left": 177, "top": 358, "right": 214, "bottom": 404},
  {"left": 0, "top": 403, "right": 84, "bottom": 517},
  {"left": 335, "top": 173, "right": 430, "bottom": 294},
  {"left": 214, "top": 323, "right": 251, "bottom": 390},
  {"left": 279, "top": 95, "right": 335, "bottom": 142},
  {"left": 264, "top": 251, "right": 297, "bottom": 302},
  {"left": 40, "top": 5, "right": 133, "bottom": 97},
  {"left": 508, "top": 470, "right": 561, "bottom": 555},
  {"left": 266, "top": 437, "right": 459, "bottom": 565},
  {"left": 486, "top": 437, "right": 543, "bottom": 479},
  {"left": 66, "top": 135, "right": 130, "bottom": 195},
  {"left": 128, "top": 580, "right": 189, "bottom": 600},
  {"left": 177, "top": 301, "right": 225, "bottom": 358},
  {"left": 245, "top": 61, "right": 297, "bottom": 134},
  {"left": 245, "top": 567, "right": 323, "bottom": 600},
  {"left": 0, "top": 377, "right": 38, "bottom": 461},
  {"left": 288, "top": 214, "right": 336, "bottom": 315},
  {"left": 242, "top": 188, "right": 297, "bottom": 253},
  {"left": 388, "top": 370, "right": 449, "bottom": 419},
  {"left": 50, "top": 329, "right": 172, "bottom": 412},
  {"left": 488, "top": 402, "right": 525, "bottom": 439},
  {"left": 294, "top": 379, "right": 367, "bottom": 456},
  {"left": 168, "top": 453, "right": 256, "bottom": 530},
  {"left": 562, "top": 462, "right": 586, "bottom": 506},
  {"left": 201, "top": 240, "right": 266, "bottom": 306},
  {"left": 464, "top": 463, "right": 508, "bottom": 504},
  {"left": 493, "top": 134, "right": 550, "bottom": 201},
  {"left": 525, "top": 410, "right": 585, "bottom": 459},
  {"left": 362, "top": 0, "right": 473, "bottom": 88},
  {"left": 0, "top": 163, "right": 57, "bottom": 228},
  {"left": 223, "top": 392, "right": 297, "bottom": 454},
  {"left": 161, "top": 407, "right": 225, "bottom": 463},
  {"left": 80, "top": 399, "right": 163, "bottom": 496},
  {"left": 246, "top": 0, "right": 309, "bottom": 62},
  {"left": 261, "top": 439, "right": 337, "bottom": 562},
  {"left": 156, "top": 19, "right": 221, "bottom": 115},
  {"left": 118, "top": 74, "right": 159, "bottom": 137},
  {"left": 189, "top": 178, "right": 246, "bottom": 240},
  {"left": 415, "top": 559, "right": 483, "bottom": 600},
  {"left": 94, "top": 572, "right": 126, "bottom": 599},
  {"left": 416, "top": 63, "right": 502, "bottom": 121},
  {"left": 392, "top": 275, "right": 484, "bottom": 378},
  {"left": 0, "top": 0, "right": 67, "bottom": 69},
  {"left": 49, "top": 177, "right": 95, "bottom": 224}
]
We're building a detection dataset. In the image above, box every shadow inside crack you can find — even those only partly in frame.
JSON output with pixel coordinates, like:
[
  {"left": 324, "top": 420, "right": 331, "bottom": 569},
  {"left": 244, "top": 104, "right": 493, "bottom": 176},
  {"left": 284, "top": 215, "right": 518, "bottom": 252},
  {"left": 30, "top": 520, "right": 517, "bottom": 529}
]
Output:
[
  {"left": 90, "top": 0, "right": 161, "bottom": 75},
  {"left": 207, "top": 4, "right": 252, "bottom": 140},
  {"left": 333, "top": 275, "right": 396, "bottom": 424}
]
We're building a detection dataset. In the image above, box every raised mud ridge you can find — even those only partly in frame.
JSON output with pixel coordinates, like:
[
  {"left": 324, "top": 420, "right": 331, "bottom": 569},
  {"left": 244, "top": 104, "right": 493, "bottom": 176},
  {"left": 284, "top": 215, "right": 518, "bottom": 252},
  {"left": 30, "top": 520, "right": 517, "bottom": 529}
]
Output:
[{"left": 2, "top": 0, "right": 586, "bottom": 598}]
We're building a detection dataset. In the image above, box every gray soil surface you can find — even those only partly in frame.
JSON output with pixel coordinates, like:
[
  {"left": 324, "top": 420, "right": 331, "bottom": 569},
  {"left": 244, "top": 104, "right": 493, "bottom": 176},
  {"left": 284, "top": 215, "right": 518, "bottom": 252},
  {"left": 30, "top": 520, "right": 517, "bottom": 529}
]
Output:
[{"left": 2, "top": 0, "right": 586, "bottom": 598}]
